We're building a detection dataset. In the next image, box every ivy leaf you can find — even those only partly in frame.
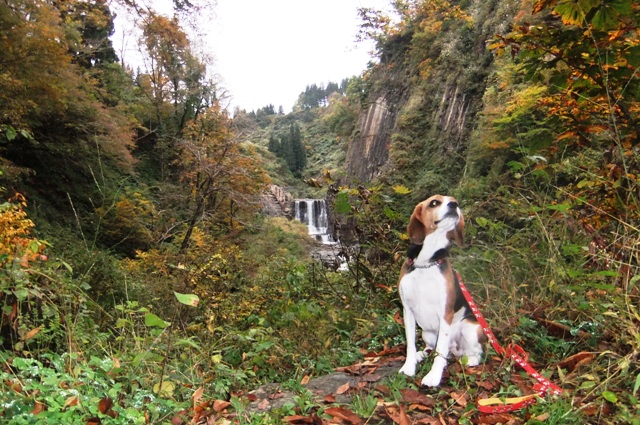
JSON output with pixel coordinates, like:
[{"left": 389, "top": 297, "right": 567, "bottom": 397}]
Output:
[{"left": 174, "top": 292, "right": 200, "bottom": 307}]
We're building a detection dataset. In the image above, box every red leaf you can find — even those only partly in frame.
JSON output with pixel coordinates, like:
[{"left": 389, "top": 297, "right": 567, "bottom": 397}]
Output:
[
  {"left": 32, "top": 401, "right": 46, "bottom": 415},
  {"left": 86, "top": 418, "right": 101, "bottom": 425},
  {"left": 324, "top": 406, "right": 363, "bottom": 425},
  {"left": 394, "top": 311, "right": 404, "bottom": 325},
  {"left": 98, "top": 397, "right": 113, "bottom": 414}
]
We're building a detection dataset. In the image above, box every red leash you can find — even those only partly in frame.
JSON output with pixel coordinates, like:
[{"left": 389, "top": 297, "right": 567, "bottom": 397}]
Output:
[{"left": 455, "top": 271, "right": 563, "bottom": 413}]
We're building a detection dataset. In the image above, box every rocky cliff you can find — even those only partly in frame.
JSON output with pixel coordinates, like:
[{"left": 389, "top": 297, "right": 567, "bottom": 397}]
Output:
[{"left": 344, "top": 0, "right": 516, "bottom": 193}]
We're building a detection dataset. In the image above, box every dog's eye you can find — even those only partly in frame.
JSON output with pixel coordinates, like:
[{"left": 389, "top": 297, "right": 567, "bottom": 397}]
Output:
[{"left": 428, "top": 199, "right": 442, "bottom": 208}]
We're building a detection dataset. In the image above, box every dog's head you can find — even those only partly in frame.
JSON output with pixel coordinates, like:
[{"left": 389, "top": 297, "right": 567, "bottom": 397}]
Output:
[{"left": 407, "top": 195, "right": 465, "bottom": 246}]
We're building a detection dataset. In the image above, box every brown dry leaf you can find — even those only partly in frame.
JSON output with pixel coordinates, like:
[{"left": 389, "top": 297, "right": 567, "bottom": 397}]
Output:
[
  {"left": 324, "top": 406, "right": 363, "bottom": 425},
  {"left": 533, "top": 412, "right": 550, "bottom": 421},
  {"left": 400, "top": 388, "right": 435, "bottom": 408},
  {"left": 398, "top": 404, "right": 411, "bottom": 425},
  {"left": 32, "top": 401, "right": 46, "bottom": 415},
  {"left": 324, "top": 394, "right": 336, "bottom": 403},
  {"left": 23, "top": 326, "right": 42, "bottom": 341},
  {"left": 171, "top": 414, "right": 184, "bottom": 425},
  {"left": 98, "top": 397, "right": 113, "bottom": 414},
  {"left": 257, "top": 398, "right": 270, "bottom": 410},
  {"left": 556, "top": 352, "right": 596, "bottom": 373},
  {"left": 246, "top": 393, "right": 258, "bottom": 402},
  {"left": 284, "top": 415, "right": 316, "bottom": 424},
  {"left": 6, "top": 379, "right": 22, "bottom": 393},
  {"left": 415, "top": 418, "right": 440, "bottom": 425},
  {"left": 300, "top": 375, "right": 310, "bottom": 385},
  {"left": 213, "top": 400, "right": 231, "bottom": 412},
  {"left": 86, "top": 418, "right": 101, "bottom": 425},
  {"left": 336, "top": 381, "right": 351, "bottom": 395},
  {"left": 64, "top": 395, "right": 80, "bottom": 410},
  {"left": 477, "top": 413, "right": 519, "bottom": 424},
  {"left": 394, "top": 311, "right": 404, "bottom": 325},
  {"left": 192, "top": 386, "right": 204, "bottom": 406},
  {"left": 477, "top": 380, "right": 496, "bottom": 390},
  {"left": 449, "top": 391, "right": 468, "bottom": 407}
]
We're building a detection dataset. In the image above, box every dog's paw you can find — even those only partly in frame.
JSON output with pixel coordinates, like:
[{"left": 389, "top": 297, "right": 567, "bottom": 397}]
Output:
[
  {"left": 421, "top": 370, "right": 443, "bottom": 387},
  {"left": 415, "top": 350, "right": 430, "bottom": 363},
  {"left": 399, "top": 363, "right": 416, "bottom": 377},
  {"left": 465, "top": 354, "right": 481, "bottom": 367}
]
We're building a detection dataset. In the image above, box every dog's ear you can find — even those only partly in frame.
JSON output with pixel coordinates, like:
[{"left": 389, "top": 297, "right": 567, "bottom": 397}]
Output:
[
  {"left": 451, "top": 212, "right": 465, "bottom": 246},
  {"left": 407, "top": 203, "right": 426, "bottom": 244}
]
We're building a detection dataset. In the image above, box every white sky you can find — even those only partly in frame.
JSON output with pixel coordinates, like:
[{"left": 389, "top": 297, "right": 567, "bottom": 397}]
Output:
[{"left": 112, "top": 0, "right": 390, "bottom": 113}]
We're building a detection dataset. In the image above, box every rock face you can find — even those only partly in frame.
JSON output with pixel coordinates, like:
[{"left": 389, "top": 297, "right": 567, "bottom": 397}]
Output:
[
  {"left": 261, "top": 185, "right": 294, "bottom": 217},
  {"left": 345, "top": 96, "right": 397, "bottom": 183}
]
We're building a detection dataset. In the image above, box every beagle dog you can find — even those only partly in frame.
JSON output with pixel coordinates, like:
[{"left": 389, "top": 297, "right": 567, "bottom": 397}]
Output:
[{"left": 398, "top": 195, "right": 485, "bottom": 387}]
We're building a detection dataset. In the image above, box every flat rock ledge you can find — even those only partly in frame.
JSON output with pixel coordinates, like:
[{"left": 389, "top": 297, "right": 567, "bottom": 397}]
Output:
[{"left": 246, "top": 360, "right": 404, "bottom": 413}]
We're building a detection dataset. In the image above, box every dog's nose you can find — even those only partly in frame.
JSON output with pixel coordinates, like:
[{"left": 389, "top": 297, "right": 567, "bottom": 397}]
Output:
[{"left": 448, "top": 201, "right": 458, "bottom": 209}]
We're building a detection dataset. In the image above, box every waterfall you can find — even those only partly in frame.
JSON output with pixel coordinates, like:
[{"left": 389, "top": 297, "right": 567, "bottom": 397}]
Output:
[{"left": 293, "top": 199, "right": 334, "bottom": 244}]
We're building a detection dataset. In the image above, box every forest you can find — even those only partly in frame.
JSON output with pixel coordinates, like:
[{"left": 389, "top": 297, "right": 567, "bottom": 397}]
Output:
[{"left": 0, "top": 0, "right": 638, "bottom": 424}]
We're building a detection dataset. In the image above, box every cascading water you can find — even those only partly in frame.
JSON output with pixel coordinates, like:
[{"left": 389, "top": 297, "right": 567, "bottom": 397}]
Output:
[{"left": 293, "top": 199, "right": 334, "bottom": 244}]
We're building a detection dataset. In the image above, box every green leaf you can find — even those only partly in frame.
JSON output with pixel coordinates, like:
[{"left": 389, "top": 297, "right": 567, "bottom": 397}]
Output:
[
  {"left": 602, "top": 391, "right": 618, "bottom": 403},
  {"left": 546, "top": 203, "right": 572, "bottom": 212},
  {"left": 174, "top": 292, "right": 200, "bottom": 307},
  {"left": 633, "top": 373, "right": 640, "bottom": 396},
  {"left": 144, "top": 313, "right": 167, "bottom": 328},
  {"left": 5, "top": 126, "right": 16, "bottom": 141},
  {"left": 475, "top": 217, "right": 490, "bottom": 228}
]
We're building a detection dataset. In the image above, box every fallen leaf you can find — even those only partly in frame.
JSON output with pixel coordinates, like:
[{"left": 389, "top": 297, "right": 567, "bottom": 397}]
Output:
[
  {"left": 246, "top": 393, "right": 258, "bottom": 402},
  {"left": 477, "top": 413, "right": 518, "bottom": 424},
  {"left": 534, "top": 412, "right": 550, "bottom": 421},
  {"left": 64, "top": 395, "right": 80, "bottom": 409},
  {"left": 324, "top": 394, "right": 336, "bottom": 403},
  {"left": 300, "top": 375, "right": 310, "bottom": 385},
  {"left": 23, "top": 326, "right": 42, "bottom": 341},
  {"left": 257, "top": 398, "right": 270, "bottom": 410},
  {"left": 171, "top": 414, "right": 184, "bottom": 425},
  {"left": 32, "top": 401, "right": 46, "bottom": 415},
  {"left": 477, "top": 380, "right": 496, "bottom": 390},
  {"left": 98, "top": 397, "right": 112, "bottom": 414},
  {"left": 284, "top": 415, "right": 316, "bottom": 424},
  {"left": 556, "top": 352, "right": 596, "bottom": 373},
  {"left": 399, "top": 404, "right": 411, "bottom": 425},
  {"left": 394, "top": 311, "right": 404, "bottom": 325},
  {"left": 400, "top": 388, "right": 435, "bottom": 407},
  {"left": 324, "top": 406, "right": 363, "bottom": 425},
  {"left": 213, "top": 400, "right": 231, "bottom": 412},
  {"left": 86, "top": 418, "right": 101, "bottom": 425},
  {"left": 336, "top": 381, "right": 351, "bottom": 395},
  {"left": 192, "top": 386, "right": 204, "bottom": 406},
  {"left": 450, "top": 391, "right": 468, "bottom": 407}
]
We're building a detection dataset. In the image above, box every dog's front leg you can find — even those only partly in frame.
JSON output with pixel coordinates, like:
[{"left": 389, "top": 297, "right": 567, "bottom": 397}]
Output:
[
  {"left": 399, "top": 306, "right": 418, "bottom": 377},
  {"left": 421, "top": 320, "right": 451, "bottom": 387}
]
